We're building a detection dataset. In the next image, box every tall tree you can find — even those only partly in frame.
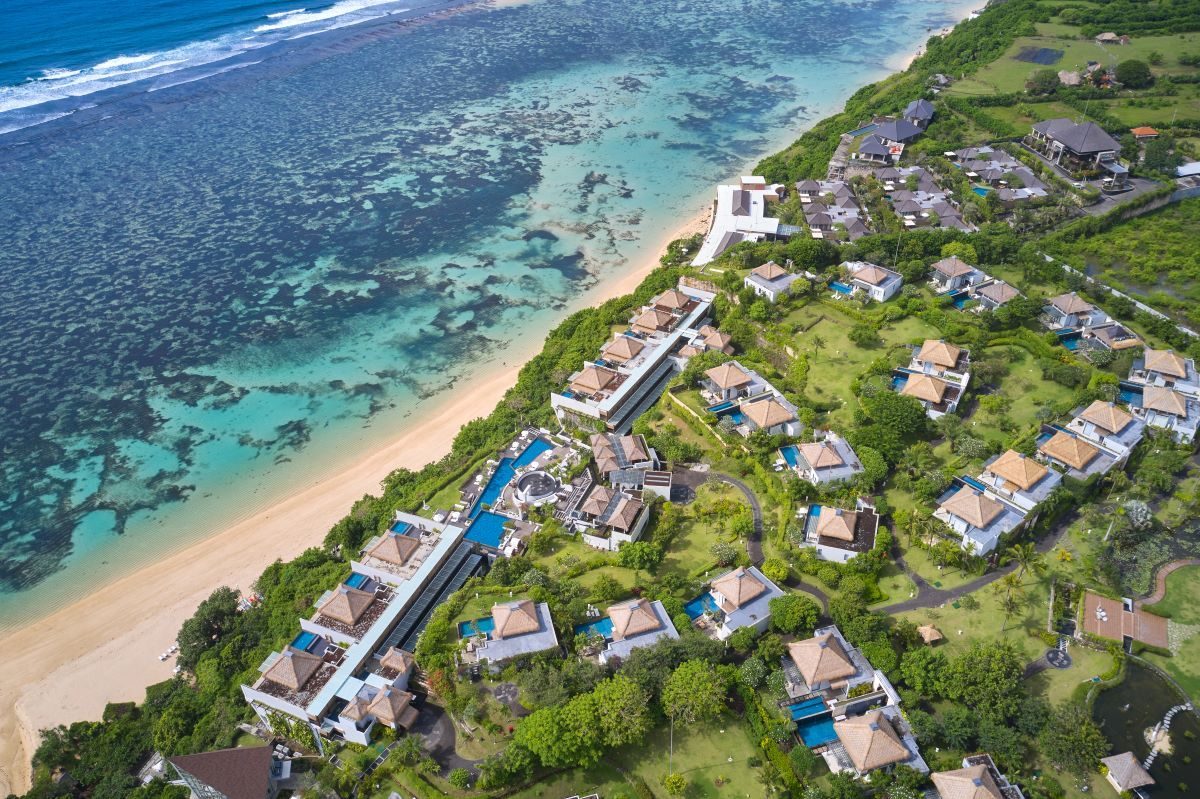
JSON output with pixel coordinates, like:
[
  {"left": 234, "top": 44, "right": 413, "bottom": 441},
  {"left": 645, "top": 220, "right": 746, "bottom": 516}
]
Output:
[
  {"left": 1038, "top": 702, "right": 1110, "bottom": 778},
  {"left": 591, "top": 675, "right": 651, "bottom": 748},
  {"left": 1002, "top": 542, "right": 1045, "bottom": 580},
  {"left": 662, "top": 660, "right": 726, "bottom": 725}
]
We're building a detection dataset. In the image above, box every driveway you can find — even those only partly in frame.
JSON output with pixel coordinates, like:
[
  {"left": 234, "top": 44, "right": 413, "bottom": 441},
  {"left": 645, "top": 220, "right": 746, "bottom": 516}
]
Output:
[
  {"left": 708, "top": 472, "right": 763, "bottom": 565},
  {"left": 408, "top": 701, "right": 479, "bottom": 773}
]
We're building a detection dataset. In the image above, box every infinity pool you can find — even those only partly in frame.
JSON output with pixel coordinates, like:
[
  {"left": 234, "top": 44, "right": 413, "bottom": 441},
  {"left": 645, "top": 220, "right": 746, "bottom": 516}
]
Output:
[{"left": 465, "top": 510, "right": 510, "bottom": 548}]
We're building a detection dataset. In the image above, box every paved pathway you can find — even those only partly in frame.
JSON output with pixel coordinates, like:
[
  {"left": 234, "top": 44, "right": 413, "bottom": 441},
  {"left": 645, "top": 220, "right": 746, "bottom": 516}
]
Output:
[
  {"left": 410, "top": 701, "right": 479, "bottom": 774},
  {"left": 709, "top": 472, "right": 763, "bottom": 566},
  {"left": 1138, "top": 558, "right": 1200, "bottom": 608}
]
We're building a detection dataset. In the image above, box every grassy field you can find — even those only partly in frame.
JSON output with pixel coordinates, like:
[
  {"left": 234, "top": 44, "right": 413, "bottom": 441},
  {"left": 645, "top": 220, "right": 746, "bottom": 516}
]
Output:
[
  {"left": 1144, "top": 565, "right": 1200, "bottom": 697},
  {"left": 503, "top": 717, "right": 763, "bottom": 799},
  {"left": 975, "top": 344, "right": 1079, "bottom": 442},
  {"left": 661, "top": 482, "right": 744, "bottom": 579}
]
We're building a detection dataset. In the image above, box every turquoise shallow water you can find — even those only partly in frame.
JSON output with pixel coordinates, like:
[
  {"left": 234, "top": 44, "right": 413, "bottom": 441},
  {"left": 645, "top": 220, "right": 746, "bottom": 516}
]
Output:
[{"left": 0, "top": 0, "right": 971, "bottom": 625}]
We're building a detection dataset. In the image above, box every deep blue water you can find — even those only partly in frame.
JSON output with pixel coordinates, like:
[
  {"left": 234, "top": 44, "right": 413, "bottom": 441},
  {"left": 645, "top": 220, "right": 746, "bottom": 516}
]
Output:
[{"left": 0, "top": 0, "right": 972, "bottom": 624}]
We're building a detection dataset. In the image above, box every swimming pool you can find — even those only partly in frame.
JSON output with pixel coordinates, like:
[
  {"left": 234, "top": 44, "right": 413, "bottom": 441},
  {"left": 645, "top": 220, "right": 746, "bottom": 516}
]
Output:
[
  {"left": 574, "top": 617, "right": 615, "bottom": 640},
  {"left": 847, "top": 123, "right": 877, "bottom": 137},
  {"left": 795, "top": 712, "right": 839, "bottom": 747},
  {"left": 458, "top": 616, "right": 495, "bottom": 639},
  {"left": 389, "top": 520, "right": 419, "bottom": 536},
  {"left": 465, "top": 510, "right": 510, "bottom": 548},
  {"left": 469, "top": 438, "right": 554, "bottom": 517},
  {"left": 291, "top": 630, "right": 318, "bottom": 651},
  {"left": 684, "top": 591, "right": 720, "bottom": 619},
  {"left": 950, "top": 291, "right": 970, "bottom": 308},
  {"left": 890, "top": 374, "right": 909, "bottom": 391},
  {"left": 344, "top": 572, "right": 369, "bottom": 589},
  {"left": 707, "top": 400, "right": 736, "bottom": 413},
  {"left": 729, "top": 410, "right": 746, "bottom": 425},
  {"left": 1056, "top": 330, "right": 1081, "bottom": 351},
  {"left": 959, "top": 475, "right": 990, "bottom": 493},
  {"left": 972, "top": 186, "right": 991, "bottom": 197},
  {"left": 830, "top": 281, "right": 853, "bottom": 295},
  {"left": 1118, "top": 382, "right": 1144, "bottom": 406},
  {"left": 787, "top": 695, "right": 828, "bottom": 721},
  {"left": 779, "top": 445, "right": 800, "bottom": 468}
]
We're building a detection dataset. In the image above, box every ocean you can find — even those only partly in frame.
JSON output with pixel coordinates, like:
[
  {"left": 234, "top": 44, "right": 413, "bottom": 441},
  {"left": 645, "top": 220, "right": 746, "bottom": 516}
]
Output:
[{"left": 0, "top": 0, "right": 972, "bottom": 627}]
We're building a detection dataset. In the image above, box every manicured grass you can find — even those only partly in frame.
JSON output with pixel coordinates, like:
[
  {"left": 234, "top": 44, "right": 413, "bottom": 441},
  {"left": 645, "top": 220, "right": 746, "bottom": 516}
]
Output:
[
  {"left": 872, "top": 562, "right": 917, "bottom": 607},
  {"left": 503, "top": 717, "right": 762, "bottom": 799},
  {"left": 892, "top": 533, "right": 981, "bottom": 593},
  {"left": 975, "top": 344, "right": 1078, "bottom": 442},
  {"left": 1144, "top": 565, "right": 1200, "bottom": 697},
  {"left": 1024, "top": 645, "right": 1114, "bottom": 705},
  {"left": 895, "top": 574, "right": 1053, "bottom": 662},
  {"left": 662, "top": 483, "right": 744, "bottom": 579},
  {"left": 453, "top": 587, "right": 521, "bottom": 627}
]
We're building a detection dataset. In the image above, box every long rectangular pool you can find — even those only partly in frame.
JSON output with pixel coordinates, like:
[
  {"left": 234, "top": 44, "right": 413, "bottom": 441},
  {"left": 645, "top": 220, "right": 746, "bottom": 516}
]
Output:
[
  {"left": 457, "top": 616, "right": 495, "bottom": 639},
  {"left": 464, "top": 510, "right": 510, "bottom": 548},
  {"left": 779, "top": 445, "right": 799, "bottom": 468},
  {"left": 469, "top": 437, "right": 554, "bottom": 517},
  {"left": 787, "top": 696, "right": 828, "bottom": 721},
  {"left": 830, "top": 281, "right": 853, "bottom": 295},
  {"left": 684, "top": 591, "right": 720, "bottom": 620},
  {"left": 344, "top": 572, "right": 369, "bottom": 589},
  {"left": 291, "top": 630, "right": 318, "bottom": 651}
]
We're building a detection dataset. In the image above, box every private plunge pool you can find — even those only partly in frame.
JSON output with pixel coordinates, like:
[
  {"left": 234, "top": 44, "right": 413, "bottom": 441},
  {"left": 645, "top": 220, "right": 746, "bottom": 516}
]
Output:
[
  {"left": 684, "top": 591, "right": 721, "bottom": 620},
  {"left": 788, "top": 696, "right": 839, "bottom": 747},
  {"left": 574, "top": 617, "right": 615, "bottom": 640},
  {"left": 458, "top": 616, "right": 496, "bottom": 640},
  {"left": 779, "top": 445, "right": 800, "bottom": 468},
  {"left": 830, "top": 281, "right": 853, "bottom": 295}
]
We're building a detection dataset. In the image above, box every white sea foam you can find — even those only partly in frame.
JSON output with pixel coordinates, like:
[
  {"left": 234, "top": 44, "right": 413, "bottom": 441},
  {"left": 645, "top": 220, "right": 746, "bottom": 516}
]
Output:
[
  {"left": 147, "top": 61, "right": 263, "bottom": 92},
  {"left": 0, "top": 0, "right": 428, "bottom": 120}
]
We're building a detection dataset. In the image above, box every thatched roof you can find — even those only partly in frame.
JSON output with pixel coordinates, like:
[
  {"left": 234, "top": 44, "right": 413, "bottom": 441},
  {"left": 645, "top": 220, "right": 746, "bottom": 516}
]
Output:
[
  {"left": 816, "top": 509, "right": 857, "bottom": 542},
  {"left": 608, "top": 598, "right": 663, "bottom": 640},
  {"left": 711, "top": 567, "right": 766, "bottom": 610},
  {"left": 1145, "top": 348, "right": 1188, "bottom": 378},
  {"left": 380, "top": 647, "right": 414, "bottom": 675},
  {"left": 263, "top": 646, "right": 323, "bottom": 691},
  {"left": 743, "top": 397, "right": 796, "bottom": 429},
  {"left": 916, "top": 339, "right": 962, "bottom": 369},
  {"left": 493, "top": 599, "right": 541, "bottom": 639},
  {"left": 1039, "top": 431, "right": 1099, "bottom": 470},
  {"left": 705, "top": 362, "right": 752, "bottom": 390},
  {"left": 168, "top": 747, "right": 273, "bottom": 799},
  {"left": 852, "top": 264, "right": 894, "bottom": 286},
  {"left": 751, "top": 261, "right": 789, "bottom": 280},
  {"left": 917, "top": 624, "right": 943, "bottom": 644},
  {"left": 580, "top": 486, "right": 615, "bottom": 516},
  {"left": 834, "top": 711, "right": 910, "bottom": 772},
  {"left": 798, "top": 441, "right": 844, "bottom": 469},
  {"left": 986, "top": 449, "right": 1048, "bottom": 492},
  {"left": 1143, "top": 386, "right": 1188, "bottom": 417},
  {"left": 602, "top": 335, "right": 644, "bottom": 363},
  {"left": 368, "top": 532, "right": 420, "bottom": 566},
  {"left": 931, "top": 255, "right": 975, "bottom": 278},
  {"left": 1100, "top": 752, "right": 1155, "bottom": 791},
  {"left": 571, "top": 364, "right": 618, "bottom": 393},
  {"left": 788, "top": 633, "right": 856, "bottom": 686},
  {"left": 939, "top": 486, "right": 1003, "bottom": 528},
  {"left": 319, "top": 586, "right": 375, "bottom": 626},
  {"left": 1050, "top": 292, "right": 1093, "bottom": 315},
  {"left": 900, "top": 373, "right": 949, "bottom": 403},
  {"left": 931, "top": 764, "right": 1004, "bottom": 799},
  {"left": 1077, "top": 400, "right": 1133, "bottom": 434},
  {"left": 367, "top": 686, "right": 416, "bottom": 728},
  {"left": 633, "top": 308, "right": 675, "bottom": 331},
  {"left": 654, "top": 289, "right": 692, "bottom": 311}
]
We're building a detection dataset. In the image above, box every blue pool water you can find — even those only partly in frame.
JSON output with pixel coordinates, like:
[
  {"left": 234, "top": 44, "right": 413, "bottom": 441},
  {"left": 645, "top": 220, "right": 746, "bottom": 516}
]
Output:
[
  {"left": 707, "top": 400, "right": 736, "bottom": 414},
  {"left": 684, "top": 591, "right": 720, "bottom": 619},
  {"left": 469, "top": 437, "right": 554, "bottom": 517},
  {"left": 458, "top": 616, "right": 496, "bottom": 639},
  {"left": 345, "top": 572, "right": 369, "bottom": 589},
  {"left": 787, "top": 696, "right": 828, "bottom": 721},
  {"left": 574, "top": 617, "right": 615, "bottom": 640},
  {"left": 959, "top": 475, "right": 989, "bottom": 493},
  {"left": 950, "top": 292, "right": 970, "bottom": 308},
  {"left": 1036, "top": 430, "right": 1054, "bottom": 445},
  {"left": 513, "top": 438, "right": 553, "bottom": 469},
  {"left": 808, "top": 504, "right": 822, "bottom": 517},
  {"left": 780, "top": 445, "right": 800, "bottom": 468},
  {"left": 729, "top": 411, "right": 746, "bottom": 425},
  {"left": 464, "top": 510, "right": 510, "bottom": 548},
  {"left": 847, "top": 123, "right": 877, "bottom": 137},
  {"left": 830, "top": 281, "right": 853, "bottom": 295},
  {"left": 891, "top": 374, "right": 909, "bottom": 391},
  {"left": 1059, "top": 335, "right": 1081, "bottom": 351},
  {"left": 972, "top": 186, "right": 991, "bottom": 197},
  {"left": 796, "top": 712, "right": 839, "bottom": 747},
  {"left": 1118, "top": 382, "right": 1144, "bottom": 407},
  {"left": 389, "top": 520, "right": 419, "bottom": 536},
  {"left": 291, "top": 630, "right": 318, "bottom": 651}
]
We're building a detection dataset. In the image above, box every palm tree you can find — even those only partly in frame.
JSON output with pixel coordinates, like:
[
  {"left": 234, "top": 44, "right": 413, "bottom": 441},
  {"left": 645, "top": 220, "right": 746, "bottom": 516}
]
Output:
[
  {"left": 1002, "top": 542, "right": 1045, "bottom": 581},
  {"left": 810, "top": 335, "right": 826, "bottom": 356},
  {"left": 993, "top": 572, "right": 1026, "bottom": 631}
]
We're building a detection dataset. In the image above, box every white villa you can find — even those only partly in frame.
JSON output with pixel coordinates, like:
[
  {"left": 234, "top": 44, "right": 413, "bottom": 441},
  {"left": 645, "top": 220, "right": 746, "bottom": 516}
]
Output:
[
  {"left": 795, "top": 498, "right": 880, "bottom": 562},
  {"left": 930, "top": 256, "right": 984, "bottom": 293},
  {"left": 464, "top": 600, "right": 559, "bottom": 664},
  {"left": 1043, "top": 292, "right": 1107, "bottom": 330},
  {"left": 590, "top": 598, "right": 680, "bottom": 665},
  {"left": 692, "top": 177, "right": 791, "bottom": 266},
  {"left": 781, "top": 432, "right": 864, "bottom": 486},
  {"left": 843, "top": 261, "right": 903, "bottom": 302},
  {"left": 1037, "top": 428, "right": 1120, "bottom": 480},
  {"left": 552, "top": 282, "right": 717, "bottom": 433},
  {"left": 699, "top": 566, "right": 785, "bottom": 640},
  {"left": 745, "top": 261, "right": 803, "bottom": 302},
  {"left": 1063, "top": 400, "right": 1145, "bottom": 461},
  {"left": 932, "top": 754, "right": 1026, "bottom": 799},
  {"left": 570, "top": 484, "right": 648, "bottom": 552},
  {"left": 894, "top": 340, "right": 970, "bottom": 419},
  {"left": 935, "top": 483, "right": 1026, "bottom": 556},
  {"left": 704, "top": 360, "right": 801, "bottom": 437},
  {"left": 976, "top": 449, "right": 1062, "bottom": 513},
  {"left": 1128, "top": 348, "right": 1200, "bottom": 397}
]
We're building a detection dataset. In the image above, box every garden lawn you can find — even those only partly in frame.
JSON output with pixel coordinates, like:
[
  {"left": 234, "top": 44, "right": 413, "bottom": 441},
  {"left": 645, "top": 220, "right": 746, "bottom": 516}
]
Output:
[
  {"left": 892, "top": 533, "right": 981, "bottom": 593},
  {"left": 872, "top": 562, "right": 917, "bottom": 607},
  {"left": 895, "top": 574, "right": 1053, "bottom": 662},
  {"left": 1023, "top": 644, "right": 1115, "bottom": 705},
  {"left": 1144, "top": 565, "right": 1200, "bottom": 697},
  {"left": 977, "top": 344, "right": 1078, "bottom": 441},
  {"left": 662, "top": 483, "right": 746, "bottom": 579}
]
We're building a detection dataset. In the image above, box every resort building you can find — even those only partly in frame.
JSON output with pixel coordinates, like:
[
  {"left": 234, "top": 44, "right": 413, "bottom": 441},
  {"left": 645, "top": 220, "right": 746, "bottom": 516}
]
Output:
[
  {"left": 241, "top": 516, "right": 485, "bottom": 749},
  {"left": 779, "top": 432, "right": 865, "bottom": 486},
  {"left": 795, "top": 179, "right": 870, "bottom": 241},
  {"left": 854, "top": 135, "right": 901, "bottom": 165},
  {"left": 569, "top": 484, "right": 648, "bottom": 552},
  {"left": 692, "top": 177, "right": 792, "bottom": 266},
  {"left": 694, "top": 566, "right": 785, "bottom": 640},
  {"left": 1043, "top": 292, "right": 1105, "bottom": 330},
  {"left": 953, "top": 145, "right": 1048, "bottom": 203},
  {"left": 972, "top": 280, "right": 1022, "bottom": 311},
  {"left": 703, "top": 360, "right": 802, "bottom": 437},
  {"left": 832, "top": 711, "right": 926, "bottom": 777},
  {"left": 1027, "top": 119, "right": 1122, "bottom": 171},
  {"left": 843, "top": 260, "right": 903, "bottom": 302},
  {"left": 589, "top": 433, "right": 657, "bottom": 479},
  {"left": 584, "top": 598, "right": 680, "bottom": 665},
  {"left": 168, "top": 746, "right": 289, "bottom": 799},
  {"left": 1128, "top": 348, "right": 1200, "bottom": 397},
  {"left": 895, "top": 340, "right": 970, "bottom": 418},
  {"left": 976, "top": 449, "right": 1063, "bottom": 513},
  {"left": 876, "top": 166, "right": 973, "bottom": 232},
  {"left": 932, "top": 754, "right": 1026, "bottom": 799},
  {"left": 745, "top": 261, "right": 803, "bottom": 302},
  {"left": 1100, "top": 752, "right": 1155, "bottom": 796},
  {"left": 1081, "top": 590, "right": 1168, "bottom": 652},
  {"left": 463, "top": 600, "right": 559, "bottom": 664},
  {"left": 795, "top": 498, "right": 880, "bottom": 562},
  {"left": 935, "top": 483, "right": 1025, "bottom": 556},
  {"left": 1036, "top": 428, "right": 1118, "bottom": 480},
  {"left": 1133, "top": 385, "right": 1200, "bottom": 443},
  {"left": 930, "top": 256, "right": 983, "bottom": 293},
  {"left": 1064, "top": 400, "right": 1145, "bottom": 459},
  {"left": 903, "top": 98, "right": 935, "bottom": 129},
  {"left": 552, "top": 282, "right": 717, "bottom": 433},
  {"left": 1086, "top": 321, "right": 1141, "bottom": 353}
]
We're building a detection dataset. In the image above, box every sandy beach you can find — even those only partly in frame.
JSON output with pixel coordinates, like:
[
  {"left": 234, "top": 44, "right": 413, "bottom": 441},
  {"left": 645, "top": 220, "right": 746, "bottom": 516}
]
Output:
[{"left": 0, "top": 203, "right": 710, "bottom": 797}]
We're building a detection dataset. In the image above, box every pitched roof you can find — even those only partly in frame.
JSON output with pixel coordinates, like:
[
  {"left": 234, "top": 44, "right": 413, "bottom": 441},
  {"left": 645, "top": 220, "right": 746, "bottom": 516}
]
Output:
[
  {"left": 816, "top": 508, "right": 858, "bottom": 542},
  {"left": 1145, "top": 348, "right": 1188, "bottom": 378},
  {"left": 602, "top": 335, "right": 644, "bottom": 363},
  {"left": 852, "top": 264, "right": 895, "bottom": 286},
  {"left": 788, "top": 633, "right": 856, "bottom": 685},
  {"left": 931, "top": 255, "right": 974, "bottom": 278},
  {"left": 368, "top": 531, "right": 421, "bottom": 566},
  {"left": 752, "top": 261, "right": 789, "bottom": 280},
  {"left": 834, "top": 711, "right": 910, "bottom": 772},
  {"left": 1143, "top": 386, "right": 1188, "bottom": 417},
  {"left": 380, "top": 647, "right": 414, "bottom": 674},
  {"left": 705, "top": 362, "right": 752, "bottom": 389},
  {"left": 654, "top": 288, "right": 692, "bottom": 311},
  {"left": 263, "top": 646, "right": 323, "bottom": 691},
  {"left": 976, "top": 281, "right": 1019, "bottom": 304},
  {"left": 904, "top": 98, "right": 935, "bottom": 120},
  {"left": 900, "top": 373, "right": 949, "bottom": 403},
  {"left": 1100, "top": 752, "right": 1155, "bottom": 790},
  {"left": 608, "top": 496, "right": 643, "bottom": 531},
  {"left": 319, "top": 586, "right": 375, "bottom": 626},
  {"left": 1039, "top": 431, "right": 1100, "bottom": 470},
  {"left": 1131, "top": 126, "right": 1159, "bottom": 136},
  {"left": 571, "top": 364, "right": 618, "bottom": 393},
  {"left": 743, "top": 397, "right": 796, "bottom": 429},
  {"left": 619, "top": 434, "right": 650, "bottom": 462},
  {"left": 858, "top": 135, "right": 891, "bottom": 157},
  {"left": 1050, "top": 292, "right": 1093, "bottom": 315},
  {"left": 633, "top": 308, "right": 675, "bottom": 331},
  {"left": 608, "top": 598, "right": 663, "bottom": 640},
  {"left": 581, "top": 485, "right": 616, "bottom": 516},
  {"left": 367, "top": 686, "right": 416, "bottom": 727},
  {"left": 711, "top": 567, "right": 766, "bottom": 610},
  {"left": 986, "top": 449, "right": 1049, "bottom": 491},
  {"left": 876, "top": 118, "right": 923, "bottom": 142},
  {"left": 702, "top": 328, "right": 733, "bottom": 352},
  {"left": 939, "top": 486, "right": 1003, "bottom": 528},
  {"left": 168, "top": 746, "right": 273, "bottom": 799},
  {"left": 799, "top": 441, "right": 845, "bottom": 469},
  {"left": 341, "top": 694, "right": 372, "bottom": 721},
  {"left": 1078, "top": 400, "right": 1133, "bottom": 434},
  {"left": 1056, "top": 121, "right": 1120, "bottom": 154},
  {"left": 917, "top": 624, "right": 943, "bottom": 644},
  {"left": 931, "top": 764, "right": 1004, "bottom": 799},
  {"left": 492, "top": 599, "right": 542, "bottom": 639},
  {"left": 917, "top": 339, "right": 962, "bottom": 369}
]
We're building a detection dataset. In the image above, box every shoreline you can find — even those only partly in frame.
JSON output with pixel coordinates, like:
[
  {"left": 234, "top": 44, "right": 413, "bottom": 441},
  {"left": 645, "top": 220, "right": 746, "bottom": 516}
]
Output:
[{"left": 0, "top": 205, "right": 711, "bottom": 798}]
